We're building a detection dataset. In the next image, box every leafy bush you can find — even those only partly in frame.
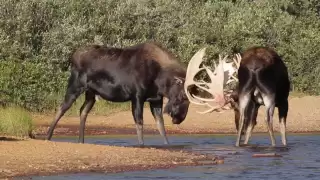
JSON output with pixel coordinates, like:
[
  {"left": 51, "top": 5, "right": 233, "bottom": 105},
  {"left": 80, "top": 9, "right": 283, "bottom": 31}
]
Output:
[{"left": 0, "top": 0, "right": 319, "bottom": 112}]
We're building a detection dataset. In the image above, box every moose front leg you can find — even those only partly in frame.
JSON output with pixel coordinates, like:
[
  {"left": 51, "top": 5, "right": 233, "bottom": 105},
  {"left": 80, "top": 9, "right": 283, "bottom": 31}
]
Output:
[
  {"left": 131, "top": 96, "right": 145, "bottom": 145},
  {"left": 149, "top": 98, "right": 169, "bottom": 145}
]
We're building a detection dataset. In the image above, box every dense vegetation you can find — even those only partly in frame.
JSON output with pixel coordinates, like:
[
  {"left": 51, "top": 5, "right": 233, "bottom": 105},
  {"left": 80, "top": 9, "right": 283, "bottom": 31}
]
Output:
[{"left": 0, "top": 0, "right": 319, "bottom": 112}]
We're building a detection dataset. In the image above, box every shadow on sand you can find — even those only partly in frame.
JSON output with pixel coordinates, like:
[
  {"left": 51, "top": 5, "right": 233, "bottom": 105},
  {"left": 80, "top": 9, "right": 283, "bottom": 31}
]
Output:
[{"left": 0, "top": 136, "right": 22, "bottom": 141}]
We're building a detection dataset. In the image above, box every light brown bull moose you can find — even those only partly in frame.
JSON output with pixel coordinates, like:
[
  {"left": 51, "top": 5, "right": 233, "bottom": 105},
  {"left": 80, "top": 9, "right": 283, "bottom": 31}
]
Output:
[{"left": 184, "top": 46, "right": 290, "bottom": 147}]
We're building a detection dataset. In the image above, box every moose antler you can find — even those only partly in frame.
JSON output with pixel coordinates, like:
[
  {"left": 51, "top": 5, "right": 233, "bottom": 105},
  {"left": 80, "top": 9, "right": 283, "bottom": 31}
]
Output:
[
  {"left": 184, "top": 48, "right": 238, "bottom": 114},
  {"left": 226, "top": 53, "right": 241, "bottom": 84}
]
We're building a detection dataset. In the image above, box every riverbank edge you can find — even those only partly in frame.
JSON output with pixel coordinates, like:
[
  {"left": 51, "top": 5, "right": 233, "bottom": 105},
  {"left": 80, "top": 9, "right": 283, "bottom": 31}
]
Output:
[{"left": 32, "top": 123, "right": 320, "bottom": 138}]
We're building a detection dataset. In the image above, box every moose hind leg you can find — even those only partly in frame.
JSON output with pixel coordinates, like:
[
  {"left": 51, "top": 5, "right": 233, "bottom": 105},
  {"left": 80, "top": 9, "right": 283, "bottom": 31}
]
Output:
[
  {"left": 46, "top": 70, "right": 85, "bottom": 140},
  {"left": 149, "top": 99, "right": 169, "bottom": 145},
  {"left": 78, "top": 91, "right": 96, "bottom": 143},
  {"left": 236, "top": 93, "right": 251, "bottom": 147},
  {"left": 278, "top": 99, "right": 288, "bottom": 146},
  {"left": 132, "top": 96, "right": 145, "bottom": 145},
  {"left": 262, "top": 94, "right": 276, "bottom": 147},
  {"left": 244, "top": 101, "right": 259, "bottom": 145}
]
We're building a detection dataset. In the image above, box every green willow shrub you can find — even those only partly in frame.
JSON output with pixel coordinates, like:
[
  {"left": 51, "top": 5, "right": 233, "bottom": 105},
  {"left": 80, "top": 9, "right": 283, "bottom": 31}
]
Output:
[{"left": 0, "top": 0, "right": 319, "bottom": 112}]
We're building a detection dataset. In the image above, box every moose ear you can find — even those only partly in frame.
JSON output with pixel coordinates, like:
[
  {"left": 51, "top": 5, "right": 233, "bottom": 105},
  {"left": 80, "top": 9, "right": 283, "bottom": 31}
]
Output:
[{"left": 174, "top": 76, "right": 184, "bottom": 85}]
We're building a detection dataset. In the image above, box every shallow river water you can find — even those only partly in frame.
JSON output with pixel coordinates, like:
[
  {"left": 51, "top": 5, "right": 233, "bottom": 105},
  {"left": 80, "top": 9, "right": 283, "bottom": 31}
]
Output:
[{"left": 20, "top": 133, "right": 320, "bottom": 180}]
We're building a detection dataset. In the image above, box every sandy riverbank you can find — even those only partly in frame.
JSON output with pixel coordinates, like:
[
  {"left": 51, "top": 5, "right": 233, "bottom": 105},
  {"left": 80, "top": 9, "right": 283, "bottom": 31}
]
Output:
[{"left": 0, "top": 138, "right": 216, "bottom": 179}]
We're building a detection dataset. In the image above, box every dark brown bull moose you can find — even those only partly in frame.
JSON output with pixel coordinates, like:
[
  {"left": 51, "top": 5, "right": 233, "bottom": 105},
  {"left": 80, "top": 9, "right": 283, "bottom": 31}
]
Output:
[{"left": 45, "top": 42, "right": 233, "bottom": 145}]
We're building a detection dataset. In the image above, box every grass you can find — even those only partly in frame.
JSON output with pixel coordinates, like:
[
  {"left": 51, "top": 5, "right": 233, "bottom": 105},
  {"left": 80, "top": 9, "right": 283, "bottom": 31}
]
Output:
[
  {"left": 45, "top": 90, "right": 308, "bottom": 117},
  {"left": 49, "top": 93, "right": 152, "bottom": 117},
  {"left": 0, "top": 106, "right": 34, "bottom": 138},
  {"left": 289, "top": 91, "right": 308, "bottom": 98},
  {"left": 66, "top": 95, "right": 132, "bottom": 116}
]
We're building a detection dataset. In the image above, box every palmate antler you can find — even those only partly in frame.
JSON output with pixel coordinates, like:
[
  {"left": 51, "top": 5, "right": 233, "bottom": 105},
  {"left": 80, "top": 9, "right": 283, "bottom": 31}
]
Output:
[
  {"left": 184, "top": 48, "right": 242, "bottom": 114},
  {"left": 225, "top": 53, "right": 241, "bottom": 84}
]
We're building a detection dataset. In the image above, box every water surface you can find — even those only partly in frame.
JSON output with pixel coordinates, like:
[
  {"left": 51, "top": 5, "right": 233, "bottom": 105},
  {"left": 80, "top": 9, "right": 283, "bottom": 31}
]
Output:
[{"left": 21, "top": 133, "right": 320, "bottom": 180}]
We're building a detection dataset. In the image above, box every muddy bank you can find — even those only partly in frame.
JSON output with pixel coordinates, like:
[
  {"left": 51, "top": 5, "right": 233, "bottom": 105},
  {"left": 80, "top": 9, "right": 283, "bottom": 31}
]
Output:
[
  {"left": 32, "top": 124, "right": 320, "bottom": 139},
  {"left": 32, "top": 96, "right": 320, "bottom": 137},
  {"left": 0, "top": 138, "right": 216, "bottom": 179},
  {"left": 32, "top": 124, "right": 235, "bottom": 138}
]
